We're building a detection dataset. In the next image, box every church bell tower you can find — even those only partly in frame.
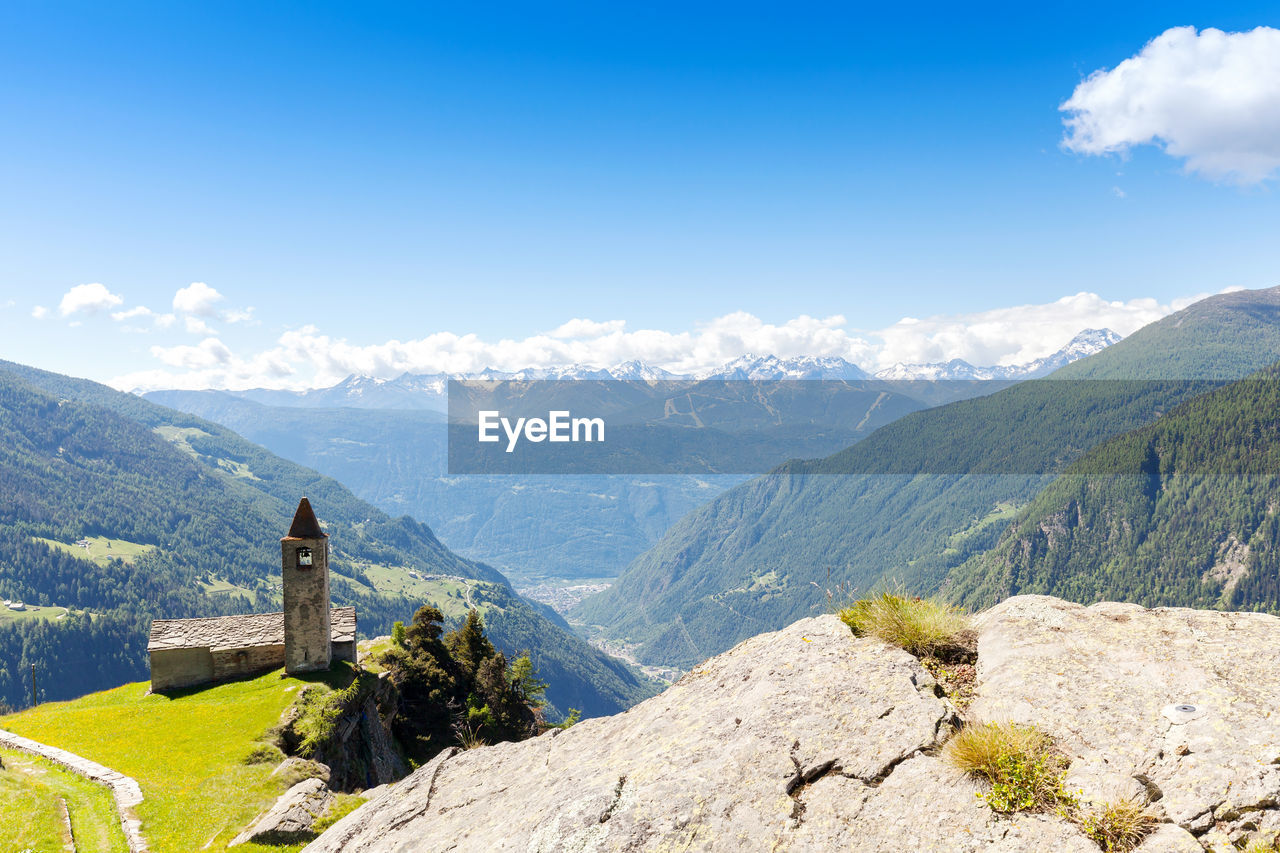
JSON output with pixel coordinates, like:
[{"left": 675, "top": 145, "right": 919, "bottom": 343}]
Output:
[{"left": 282, "top": 497, "right": 331, "bottom": 673}]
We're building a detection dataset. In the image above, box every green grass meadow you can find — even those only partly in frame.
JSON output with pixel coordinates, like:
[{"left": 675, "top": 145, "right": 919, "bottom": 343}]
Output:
[
  {"left": 0, "top": 669, "right": 346, "bottom": 852},
  {"left": 0, "top": 747, "right": 127, "bottom": 853}
]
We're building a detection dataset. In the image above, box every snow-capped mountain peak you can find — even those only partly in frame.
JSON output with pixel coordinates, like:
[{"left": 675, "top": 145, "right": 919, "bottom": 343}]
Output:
[
  {"left": 214, "top": 329, "right": 1119, "bottom": 411},
  {"left": 873, "top": 328, "right": 1122, "bottom": 381},
  {"left": 699, "top": 354, "right": 870, "bottom": 381}
]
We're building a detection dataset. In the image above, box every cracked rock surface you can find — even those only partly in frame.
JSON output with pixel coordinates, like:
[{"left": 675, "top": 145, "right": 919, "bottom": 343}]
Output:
[
  {"left": 308, "top": 612, "right": 1101, "bottom": 851},
  {"left": 308, "top": 615, "right": 969, "bottom": 851},
  {"left": 308, "top": 596, "right": 1280, "bottom": 851},
  {"left": 972, "top": 595, "right": 1280, "bottom": 848}
]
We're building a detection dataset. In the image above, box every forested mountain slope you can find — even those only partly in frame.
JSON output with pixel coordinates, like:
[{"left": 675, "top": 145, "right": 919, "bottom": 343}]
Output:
[
  {"left": 0, "top": 361, "right": 653, "bottom": 716},
  {"left": 945, "top": 362, "right": 1280, "bottom": 611},
  {"left": 576, "top": 286, "right": 1280, "bottom": 669}
]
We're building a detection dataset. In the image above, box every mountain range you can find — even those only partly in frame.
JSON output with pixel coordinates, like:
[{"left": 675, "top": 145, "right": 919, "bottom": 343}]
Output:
[
  {"left": 143, "top": 329, "right": 1118, "bottom": 584},
  {"left": 575, "top": 288, "right": 1280, "bottom": 669},
  {"left": 193, "top": 329, "right": 1119, "bottom": 412}
]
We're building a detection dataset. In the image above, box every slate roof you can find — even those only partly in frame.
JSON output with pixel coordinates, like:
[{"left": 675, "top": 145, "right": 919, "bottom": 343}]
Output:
[
  {"left": 148, "top": 606, "right": 356, "bottom": 652},
  {"left": 285, "top": 496, "right": 327, "bottom": 539}
]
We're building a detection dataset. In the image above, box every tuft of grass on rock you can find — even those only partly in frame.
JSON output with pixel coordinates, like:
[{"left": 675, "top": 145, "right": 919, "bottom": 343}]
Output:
[
  {"left": 945, "top": 721, "right": 1071, "bottom": 815},
  {"left": 947, "top": 721, "right": 1158, "bottom": 850},
  {"left": 1075, "top": 798, "right": 1158, "bottom": 852},
  {"left": 839, "top": 592, "right": 973, "bottom": 660},
  {"left": 1244, "top": 841, "right": 1280, "bottom": 853}
]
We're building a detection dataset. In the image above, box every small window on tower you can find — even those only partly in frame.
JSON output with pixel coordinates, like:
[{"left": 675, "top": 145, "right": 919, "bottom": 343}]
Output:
[{"left": 297, "top": 547, "right": 313, "bottom": 568}]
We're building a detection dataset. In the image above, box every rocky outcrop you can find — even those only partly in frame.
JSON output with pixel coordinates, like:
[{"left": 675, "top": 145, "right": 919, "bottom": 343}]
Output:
[
  {"left": 973, "top": 595, "right": 1280, "bottom": 851},
  {"left": 229, "top": 777, "right": 334, "bottom": 846},
  {"left": 275, "top": 671, "right": 406, "bottom": 791},
  {"left": 305, "top": 596, "right": 1280, "bottom": 852}
]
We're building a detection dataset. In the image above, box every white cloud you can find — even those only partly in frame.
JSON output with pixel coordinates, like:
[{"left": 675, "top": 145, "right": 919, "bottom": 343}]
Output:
[
  {"left": 107, "top": 290, "right": 1217, "bottom": 392},
  {"left": 224, "top": 306, "right": 256, "bottom": 324},
  {"left": 58, "top": 282, "right": 124, "bottom": 316},
  {"left": 874, "top": 291, "right": 1205, "bottom": 369},
  {"left": 111, "top": 305, "right": 155, "bottom": 321},
  {"left": 155, "top": 313, "right": 176, "bottom": 328},
  {"left": 184, "top": 316, "right": 214, "bottom": 335},
  {"left": 1061, "top": 26, "right": 1280, "bottom": 184},
  {"left": 150, "top": 337, "right": 234, "bottom": 369},
  {"left": 32, "top": 305, "right": 48, "bottom": 319},
  {"left": 173, "top": 282, "right": 224, "bottom": 316},
  {"left": 549, "top": 318, "right": 626, "bottom": 339}
]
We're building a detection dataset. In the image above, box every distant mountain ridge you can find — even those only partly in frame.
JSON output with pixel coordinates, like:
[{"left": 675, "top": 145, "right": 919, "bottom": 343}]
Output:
[
  {"left": 575, "top": 287, "right": 1280, "bottom": 669},
  {"left": 697, "top": 354, "right": 869, "bottom": 380},
  {"left": 188, "top": 329, "right": 1118, "bottom": 412},
  {"left": 874, "top": 329, "right": 1122, "bottom": 380}
]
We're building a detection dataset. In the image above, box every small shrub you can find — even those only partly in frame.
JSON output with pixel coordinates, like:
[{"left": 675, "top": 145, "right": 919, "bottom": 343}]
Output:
[
  {"left": 292, "top": 674, "right": 371, "bottom": 756},
  {"left": 557, "top": 708, "right": 582, "bottom": 730},
  {"left": 243, "top": 742, "right": 285, "bottom": 765},
  {"left": 945, "top": 721, "right": 1070, "bottom": 814},
  {"left": 1075, "top": 798, "right": 1158, "bottom": 852},
  {"left": 839, "top": 592, "right": 971, "bottom": 658},
  {"left": 391, "top": 621, "right": 406, "bottom": 648}
]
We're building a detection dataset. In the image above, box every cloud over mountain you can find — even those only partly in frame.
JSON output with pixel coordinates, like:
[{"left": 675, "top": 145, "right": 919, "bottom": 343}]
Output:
[{"left": 110, "top": 290, "right": 1215, "bottom": 392}]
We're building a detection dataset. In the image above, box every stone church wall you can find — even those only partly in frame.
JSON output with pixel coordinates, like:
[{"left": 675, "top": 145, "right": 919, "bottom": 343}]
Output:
[
  {"left": 150, "top": 647, "right": 215, "bottom": 692},
  {"left": 211, "top": 644, "right": 286, "bottom": 682}
]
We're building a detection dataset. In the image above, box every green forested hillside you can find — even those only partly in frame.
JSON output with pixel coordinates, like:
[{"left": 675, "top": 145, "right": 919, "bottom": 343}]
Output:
[
  {"left": 577, "top": 286, "right": 1280, "bottom": 669},
  {"left": 0, "top": 361, "right": 653, "bottom": 716},
  {"left": 944, "top": 364, "right": 1280, "bottom": 611}
]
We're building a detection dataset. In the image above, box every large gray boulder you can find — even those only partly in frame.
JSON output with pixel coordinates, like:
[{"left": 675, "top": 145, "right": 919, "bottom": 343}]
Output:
[
  {"left": 971, "top": 595, "right": 1280, "bottom": 849},
  {"left": 230, "top": 777, "right": 334, "bottom": 846},
  {"left": 305, "top": 613, "right": 1101, "bottom": 851},
  {"left": 306, "top": 596, "right": 1280, "bottom": 851}
]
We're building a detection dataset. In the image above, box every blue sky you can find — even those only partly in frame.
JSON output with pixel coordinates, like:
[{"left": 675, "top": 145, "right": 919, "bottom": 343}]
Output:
[{"left": 1, "top": 2, "right": 1278, "bottom": 388}]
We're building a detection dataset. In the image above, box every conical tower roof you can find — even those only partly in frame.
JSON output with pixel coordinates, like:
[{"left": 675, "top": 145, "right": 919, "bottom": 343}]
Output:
[{"left": 286, "top": 497, "right": 326, "bottom": 539}]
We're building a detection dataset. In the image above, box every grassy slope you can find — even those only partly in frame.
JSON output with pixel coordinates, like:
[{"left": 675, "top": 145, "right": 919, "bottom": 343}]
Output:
[
  {"left": 0, "top": 670, "right": 333, "bottom": 853},
  {"left": 0, "top": 603, "right": 71, "bottom": 626},
  {"left": 36, "top": 535, "right": 155, "bottom": 567},
  {"left": 0, "top": 747, "right": 127, "bottom": 852},
  {"left": 577, "top": 285, "right": 1280, "bottom": 669}
]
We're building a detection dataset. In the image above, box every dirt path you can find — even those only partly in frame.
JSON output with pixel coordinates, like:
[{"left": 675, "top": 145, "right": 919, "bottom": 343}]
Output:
[{"left": 0, "top": 727, "right": 147, "bottom": 852}]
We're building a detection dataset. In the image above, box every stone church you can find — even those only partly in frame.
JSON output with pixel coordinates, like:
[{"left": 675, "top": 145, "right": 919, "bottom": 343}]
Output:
[{"left": 147, "top": 497, "right": 357, "bottom": 691}]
